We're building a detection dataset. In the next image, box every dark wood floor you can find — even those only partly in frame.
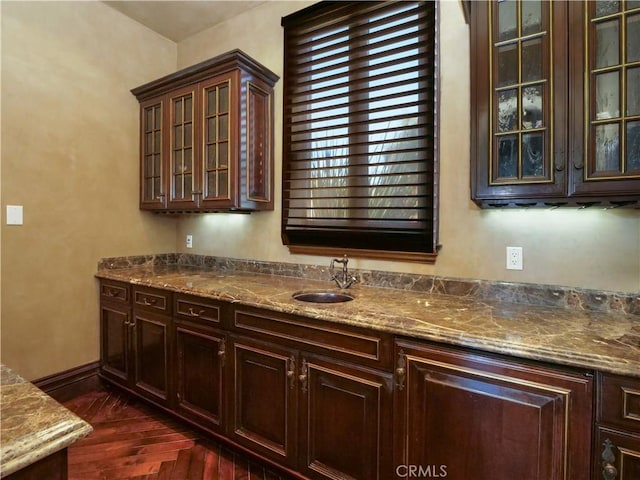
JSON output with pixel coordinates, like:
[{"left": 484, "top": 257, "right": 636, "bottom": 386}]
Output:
[{"left": 63, "top": 389, "right": 296, "bottom": 480}]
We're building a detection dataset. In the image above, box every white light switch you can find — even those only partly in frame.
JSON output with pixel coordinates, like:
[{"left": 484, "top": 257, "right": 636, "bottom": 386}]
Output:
[{"left": 6, "top": 205, "right": 23, "bottom": 225}]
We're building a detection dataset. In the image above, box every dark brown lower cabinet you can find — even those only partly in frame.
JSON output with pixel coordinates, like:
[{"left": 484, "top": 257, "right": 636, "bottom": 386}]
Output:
[
  {"left": 175, "top": 322, "right": 226, "bottom": 433},
  {"left": 100, "top": 300, "right": 131, "bottom": 384},
  {"left": 100, "top": 281, "right": 638, "bottom": 480},
  {"left": 594, "top": 373, "right": 640, "bottom": 480},
  {"left": 393, "top": 338, "right": 593, "bottom": 480},
  {"left": 228, "top": 335, "right": 393, "bottom": 480},
  {"left": 132, "top": 309, "right": 171, "bottom": 406},
  {"left": 298, "top": 354, "right": 393, "bottom": 480},
  {"left": 228, "top": 335, "right": 298, "bottom": 468},
  {"left": 99, "top": 282, "right": 172, "bottom": 409},
  {"left": 595, "top": 428, "right": 640, "bottom": 480}
]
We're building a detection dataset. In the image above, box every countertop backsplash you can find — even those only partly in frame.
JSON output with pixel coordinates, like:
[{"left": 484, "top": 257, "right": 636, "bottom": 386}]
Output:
[{"left": 97, "top": 253, "right": 639, "bottom": 316}]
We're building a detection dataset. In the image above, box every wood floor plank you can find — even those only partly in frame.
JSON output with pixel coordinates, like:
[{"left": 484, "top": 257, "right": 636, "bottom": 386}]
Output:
[{"left": 64, "top": 389, "right": 295, "bottom": 480}]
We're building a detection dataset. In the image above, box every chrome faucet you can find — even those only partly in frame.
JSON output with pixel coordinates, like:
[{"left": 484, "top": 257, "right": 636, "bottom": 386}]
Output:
[{"left": 330, "top": 255, "right": 357, "bottom": 289}]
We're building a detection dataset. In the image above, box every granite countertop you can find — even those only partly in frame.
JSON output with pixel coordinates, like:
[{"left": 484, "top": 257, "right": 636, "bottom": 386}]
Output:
[
  {"left": 0, "top": 365, "right": 93, "bottom": 478},
  {"left": 96, "top": 265, "right": 640, "bottom": 378}
]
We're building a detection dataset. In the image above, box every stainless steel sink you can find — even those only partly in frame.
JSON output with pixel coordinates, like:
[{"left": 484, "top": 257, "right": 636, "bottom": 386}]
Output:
[{"left": 292, "top": 291, "right": 355, "bottom": 304}]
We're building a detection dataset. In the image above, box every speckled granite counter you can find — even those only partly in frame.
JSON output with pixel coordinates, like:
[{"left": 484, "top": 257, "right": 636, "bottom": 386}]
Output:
[
  {"left": 0, "top": 365, "right": 93, "bottom": 478},
  {"left": 96, "top": 264, "right": 640, "bottom": 378}
]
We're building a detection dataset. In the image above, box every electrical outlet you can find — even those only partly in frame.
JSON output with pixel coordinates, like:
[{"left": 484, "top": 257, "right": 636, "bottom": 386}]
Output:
[
  {"left": 186, "top": 234, "right": 193, "bottom": 249},
  {"left": 506, "top": 246, "right": 523, "bottom": 270}
]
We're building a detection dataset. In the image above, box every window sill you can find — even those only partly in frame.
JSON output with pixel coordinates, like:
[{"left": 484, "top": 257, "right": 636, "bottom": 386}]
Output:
[{"left": 286, "top": 245, "right": 438, "bottom": 264}]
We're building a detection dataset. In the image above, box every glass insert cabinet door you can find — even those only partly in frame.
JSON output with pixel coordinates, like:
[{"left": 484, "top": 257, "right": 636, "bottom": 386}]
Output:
[
  {"left": 168, "top": 86, "right": 197, "bottom": 208},
  {"left": 140, "top": 99, "right": 165, "bottom": 208},
  {"left": 491, "top": 0, "right": 553, "bottom": 185},
  {"left": 202, "top": 79, "right": 232, "bottom": 202},
  {"left": 585, "top": 0, "right": 640, "bottom": 180}
]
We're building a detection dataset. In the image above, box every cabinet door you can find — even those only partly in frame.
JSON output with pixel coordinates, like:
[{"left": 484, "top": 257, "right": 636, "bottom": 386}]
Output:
[
  {"left": 132, "top": 310, "right": 171, "bottom": 405},
  {"left": 298, "top": 355, "right": 393, "bottom": 480},
  {"left": 139, "top": 97, "right": 167, "bottom": 210},
  {"left": 471, "top": 0, "right": 569, "bottom": 206},
  {"left": 167, "top": 84, "right": 199, "bottom": 210},
  {"left": 244, "top": 79, "right": 274, "bottom": 210},
  {"left": 595, "top": 428, "right": 640, "bottom": 480},
  {"left": 199, "top": 72, "right": 238, "bottom": 210},
  {"left": 570, "top": 0, "right": 640, "bottom": 202},
  {"left": 175, "top": 324, "right": 225, "bottom": 432},
  {"left": 229, "top": 335, "right": 298, "bottom": 468},
  {"left": 394, "top": 340, "right": 593, "bottom": 480},
  {"left": 100, "top": 302, "right": 131, "bottom": 385}
]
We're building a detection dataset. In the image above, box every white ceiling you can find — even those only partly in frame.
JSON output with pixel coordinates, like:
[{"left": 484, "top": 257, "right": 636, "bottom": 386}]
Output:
[{"left": 103, "top": 1, "right": 267, "bottom": 42}]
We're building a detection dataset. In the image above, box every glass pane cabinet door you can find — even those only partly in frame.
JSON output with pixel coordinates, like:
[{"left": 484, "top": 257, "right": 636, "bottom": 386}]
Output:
[
  {"left": 140, "top": 100, "right": 165, "bottom": 208},
  {"left": 586, "top": 0, "right": 640, "bottom": 179},
  {"left": 470, "top": 0, "right": 568, "bottom": 206},
  {"left": 202, "top": 80, "right": 232, "bottom": 203},
  {"left": 491, "top": 0, "right": 551, "bottom": 185},
  {"left": 168, "top": 88, "right": 197, "bottom": 208}
]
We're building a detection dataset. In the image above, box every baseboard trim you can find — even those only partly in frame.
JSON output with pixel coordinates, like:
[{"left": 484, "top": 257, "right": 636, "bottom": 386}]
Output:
[{"left": 34, "top": 361, "right": 102, "bottom": 402}]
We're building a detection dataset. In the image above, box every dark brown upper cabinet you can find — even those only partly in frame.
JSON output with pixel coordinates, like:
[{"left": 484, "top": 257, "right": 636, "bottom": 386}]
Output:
[
  {"left": 132, "top": 50, "right": 278, "bottom": 213},
  {"left": 470, "top": 1, "right": 640, "bottom": 208}
]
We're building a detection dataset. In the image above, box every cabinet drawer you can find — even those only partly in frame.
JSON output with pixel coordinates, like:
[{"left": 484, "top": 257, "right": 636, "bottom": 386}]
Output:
[
  {"left": 175, "top": 294, "right": 221, "bottom": 325},
  {"left": 233, "top": 307, "right": 392, "bottom": 369},
  {"left": 133, "top": 286, "right": 172, "bottom": 314},
  {"left": 599, "top": 373, "right": 640, "bottom": 433},
  {"left": 100, "top": 280, "right": 130, "bottom": 304}
]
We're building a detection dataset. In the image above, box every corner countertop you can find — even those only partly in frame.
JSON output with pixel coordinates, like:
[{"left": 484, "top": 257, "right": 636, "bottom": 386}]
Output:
[
  {"left": 96, "top": 265, "right": 640, "bottom": 378},
  {"left": 0, "top": 365, "right": 93, "bottom": 478}
]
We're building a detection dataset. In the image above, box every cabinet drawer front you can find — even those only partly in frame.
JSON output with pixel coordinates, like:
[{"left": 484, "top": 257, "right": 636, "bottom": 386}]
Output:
[
  {"left": 133, "top": 287, "right": 171, "bottom": 314},
  {"left": 234, "top": 309, "right": 391, "bottom": 368},
  {"left": 594, "top": 427, "right": 640, "bottom": 480},
  {"left": 599, "top": 373, "right": 640, "bottom": 433},
  {"left": 100, "top": 281, "right": 130, "bottom": 303},
  {"left": 175, "top": 295, "right": 220, "bottom": 324}
]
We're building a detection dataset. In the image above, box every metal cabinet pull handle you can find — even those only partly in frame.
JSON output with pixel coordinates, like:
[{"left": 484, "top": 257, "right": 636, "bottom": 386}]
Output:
[
  {"left": 106, "top": 288, "right": 120, "bottom": 297},
  {"left": 396, "top": 350, "right": 407, "bottom": 391},
  {"left": 299, "top": 359, "right": 308, "bottom": 393},
  {"left": 142, "top": 298, "right": 157, "bottom": 306},
  {"left": 218, "top": 339, "right": 226, "bottom": 366},
  {"left": 602, "top": 439, "right": 618, "bottom": 480},
  {"left": 187, "top": 307, "right": 206, "bottom": 317},
  {"left": 287, "top": 355, "right": 296, "bottom": 390}
]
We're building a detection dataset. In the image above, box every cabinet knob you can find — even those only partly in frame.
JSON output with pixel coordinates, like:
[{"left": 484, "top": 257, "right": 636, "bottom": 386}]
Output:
[
  {"left": 573, "top": 155, "right": 584, "bottom": 170},
  {"left": 554, "top": 148, "right": 565, "bottom": 171}
]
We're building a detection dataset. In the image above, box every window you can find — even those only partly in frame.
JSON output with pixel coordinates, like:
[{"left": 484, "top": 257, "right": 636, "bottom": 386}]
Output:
[{"left": 281, "top": 1, "right": 439, "bottom": 262}]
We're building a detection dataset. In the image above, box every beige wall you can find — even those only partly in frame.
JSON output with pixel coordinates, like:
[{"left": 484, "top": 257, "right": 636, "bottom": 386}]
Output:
[
  {"left": 175, "top": 1, "right": 640, "bottom": 294},
  {"left": 1, "top": 1, "right": 638, "bottom": 379},
  {"left": 1, "top": 1, "right": 178, "bottom": 380}
]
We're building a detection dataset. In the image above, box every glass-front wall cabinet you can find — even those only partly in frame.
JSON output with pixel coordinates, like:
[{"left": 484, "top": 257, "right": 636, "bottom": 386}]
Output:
[
  {"left": 493, "top": 0, "right": 550, "bottom": 184},
  {"left": 471, "top": 0, "right": 640, "bottom": 207},
  {"left": 132, "top": 50, "right": 278, "bottom": 213},
  {"left": 585, "top": 1, "right": 640, "bottom": 180}
]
